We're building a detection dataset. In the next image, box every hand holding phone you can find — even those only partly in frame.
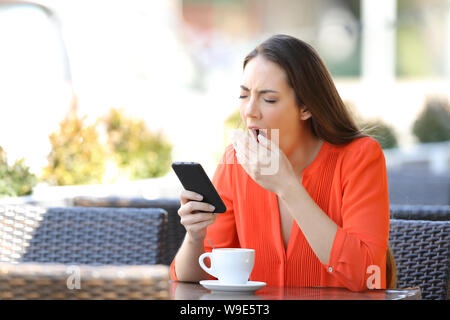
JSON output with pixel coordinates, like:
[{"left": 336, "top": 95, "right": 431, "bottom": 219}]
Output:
[
  {"left": 173, "top": 162, "right": 225, "bottom": 243},
  {"left": 172, "top": 162, "right": 227, "bottom": 213}
]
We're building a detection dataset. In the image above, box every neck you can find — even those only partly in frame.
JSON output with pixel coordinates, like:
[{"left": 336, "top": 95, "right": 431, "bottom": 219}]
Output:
[{"left": 285, "top": 133, "right": 323, "bottom": 175}]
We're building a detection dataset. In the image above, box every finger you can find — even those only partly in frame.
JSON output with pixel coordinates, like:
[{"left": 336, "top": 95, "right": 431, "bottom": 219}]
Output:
[
  {"left": 235, "top": 149, "right": 248, "bottom": 165},
  {"left": 257, "top": 132, "right": 270, "bottom": 149},
  {"left": 241, "top": 129, "right": 268, "bottom": 165},
  {"left": 237, "top": 136, "right": 259, "bottom": 167},
  {"left": 236, "top": 128, "right": 257, "bottom": 151},
  {"left": 234, "top": 134, "right": 256, "bottom": 164},
  {"left": 256, "top": 134, "right": 274, "bottom": 164},
  {"left": 187, "top": 218, "right": 216, "bottom": 233},
  {"left": 180, "top": 212, "right": 216, "bottom": 226},
  {"left": 236, "top": 150, "right": 252, "bottom": 172},
  {"left": 249, "top": 137, "right": 263, "bottom": 166},
  {"left": 244, "top": 131, "right": 259, "bottom": 155},
  {"left": 234, "top": 138, "right": 244, "bottom": 158},
  {"left": 180, "top": 190, "right": 203, "bottom": 205},
  {"left": 178, "top": 201, "right": 215, "bottom": 216},
  {"left": 261, "top": 129, "right": 281, "bottom": 151},
  {"left": 232, "top": 129, "right": 254, "bottom": 151}
]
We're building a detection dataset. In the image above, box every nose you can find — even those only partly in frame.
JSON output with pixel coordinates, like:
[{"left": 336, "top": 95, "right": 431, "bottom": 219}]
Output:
[{"left": 244, "top": 96, "right": 261, "bottom": 120}]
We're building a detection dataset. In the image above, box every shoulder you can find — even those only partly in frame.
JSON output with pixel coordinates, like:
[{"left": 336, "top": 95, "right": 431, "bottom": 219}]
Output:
[
  {"left": 344, "top": 136, "right": 381, "bottom": 151},
  {"left": 335, "top": 137, "right": 386, "bottom": 178},
  {"left": 337, "top": 136, "right": 383, "bottom": 160}
]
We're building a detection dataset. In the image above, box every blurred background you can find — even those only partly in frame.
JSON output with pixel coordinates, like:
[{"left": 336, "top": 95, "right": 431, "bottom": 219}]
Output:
[{"left": 0, "top": 0, "right": 449, "bottom": 205}]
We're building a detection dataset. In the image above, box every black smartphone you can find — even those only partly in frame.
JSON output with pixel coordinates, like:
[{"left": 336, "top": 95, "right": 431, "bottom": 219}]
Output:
[{"left": 171, "top": 162, "right": 227, "bottom": 213}]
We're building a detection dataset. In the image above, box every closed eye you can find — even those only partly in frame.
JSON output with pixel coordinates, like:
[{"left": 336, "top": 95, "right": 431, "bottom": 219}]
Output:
[
  {"left": 264, "top": 99, "right": 276, "bottom": 104},
  {"left": 239, "top": 95, "right": 248, "bottom": 99}
]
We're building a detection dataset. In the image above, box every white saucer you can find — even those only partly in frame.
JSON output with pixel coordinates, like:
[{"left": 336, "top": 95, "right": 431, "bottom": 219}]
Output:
[{"left": 199, "top": 280, "right": 266, "bottom": 293}]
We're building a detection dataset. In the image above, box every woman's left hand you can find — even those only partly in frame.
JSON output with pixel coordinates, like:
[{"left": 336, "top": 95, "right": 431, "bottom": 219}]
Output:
[{"left": 231, "top": 129, "right": 298, "bottom": 195}]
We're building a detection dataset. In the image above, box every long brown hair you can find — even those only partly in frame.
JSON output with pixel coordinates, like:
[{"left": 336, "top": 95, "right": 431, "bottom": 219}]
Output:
[
  {"left": 386, "top": 246, "right": 397, "bottom": 289},
  {"left": 243, "top": 34, "right": 365, "bottom": 145}
]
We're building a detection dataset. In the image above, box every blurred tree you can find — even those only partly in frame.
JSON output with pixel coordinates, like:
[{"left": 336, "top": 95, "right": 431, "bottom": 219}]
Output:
[
  {"left": 358, "top": 119, "right": 399, "bottom": 149},
  {"left": 0, "top": 146, "right": 37, "bottom": 197},
  {"left": 225, "top": 108, "right": 243, "bottom": 130},
  {"left": 42, "top": 110, "right": 107, "bottom": 185},
  {"left": 103, "top": 108, "right": 173, "bottom": 180},
  {"left": 412, "top": 97, "right": 450, "bottom": 143}
]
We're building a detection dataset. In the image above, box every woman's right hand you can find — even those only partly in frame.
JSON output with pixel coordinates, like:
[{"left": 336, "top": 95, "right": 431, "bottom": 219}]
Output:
[{"left": 178, "top": 190, "right": 217, "bottom": 243}]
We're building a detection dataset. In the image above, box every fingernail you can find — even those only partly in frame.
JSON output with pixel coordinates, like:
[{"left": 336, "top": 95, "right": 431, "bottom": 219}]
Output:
[
  {"left": 209, "top": 205, "right": 215, "bottom": 211},
  {"left": 196, "top": 194, "right": 203, "bottom": 200}
]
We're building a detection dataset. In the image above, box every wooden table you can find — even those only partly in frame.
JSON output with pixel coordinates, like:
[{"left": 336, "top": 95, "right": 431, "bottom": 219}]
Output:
[
  {"left": 170, "top": 281, "right": 421, "bottom": 300},
  {"left": 0, "top": 260, "right": 422, "bottom": 300}
]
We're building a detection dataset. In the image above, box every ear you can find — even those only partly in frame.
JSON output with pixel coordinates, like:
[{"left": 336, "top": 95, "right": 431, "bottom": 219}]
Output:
[{"left": 299, "top": 107, "right": 312, "bottom": 121}]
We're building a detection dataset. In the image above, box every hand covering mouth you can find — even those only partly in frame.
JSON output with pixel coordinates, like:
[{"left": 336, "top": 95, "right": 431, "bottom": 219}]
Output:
[{"left": 249, "top": 128, "right": 266, "bottom": 143}]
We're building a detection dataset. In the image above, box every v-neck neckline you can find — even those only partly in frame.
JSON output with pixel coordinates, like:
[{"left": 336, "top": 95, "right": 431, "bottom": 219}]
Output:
[
  {"left": 302, "top": 139, "right": 329, "bottom": 177},
  {"left": 273, "top": 193, "right": 299, "bottom": 260},
  {"left": 270, "top": 143, "right": 329, "bottom": 261}
]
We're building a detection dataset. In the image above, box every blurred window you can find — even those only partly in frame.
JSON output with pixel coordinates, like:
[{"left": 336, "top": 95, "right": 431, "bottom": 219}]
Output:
[{"left": 396, "top": 0, "right": 449, "bottom": 77}]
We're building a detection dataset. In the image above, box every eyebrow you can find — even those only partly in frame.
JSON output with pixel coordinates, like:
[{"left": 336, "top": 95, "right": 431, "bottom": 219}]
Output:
[{"left": 240, "top": 85, "right": 278, "bottom": 94}]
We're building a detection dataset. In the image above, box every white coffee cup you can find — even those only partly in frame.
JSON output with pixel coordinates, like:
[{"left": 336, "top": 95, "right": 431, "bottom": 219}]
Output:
[{"left": 198, "top": 248, "right": 255, "bottom": 285}]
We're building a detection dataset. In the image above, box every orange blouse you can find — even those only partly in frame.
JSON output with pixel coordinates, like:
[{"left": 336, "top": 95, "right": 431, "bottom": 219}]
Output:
[{"left": 170, "top": 137, "right": 390, "bottom": 291}]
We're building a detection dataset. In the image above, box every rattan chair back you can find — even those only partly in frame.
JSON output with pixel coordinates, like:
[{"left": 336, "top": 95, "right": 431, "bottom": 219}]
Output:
[{"left": 389, "top": 219, "right": 450, "bottom": 300}]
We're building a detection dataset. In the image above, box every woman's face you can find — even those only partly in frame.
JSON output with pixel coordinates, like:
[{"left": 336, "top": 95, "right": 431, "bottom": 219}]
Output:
[{"left": 239, "top": 55, "right": 310, "bottom": 155}]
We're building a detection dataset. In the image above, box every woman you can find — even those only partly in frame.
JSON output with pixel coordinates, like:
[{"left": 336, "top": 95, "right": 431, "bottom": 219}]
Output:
[{"left": 171, "top": 34, "right": 395, "bottom": 291}]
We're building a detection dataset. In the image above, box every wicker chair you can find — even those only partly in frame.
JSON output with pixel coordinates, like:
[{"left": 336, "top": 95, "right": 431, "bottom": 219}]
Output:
[
  {"left": 389, "top": 219, "right": 450, "bottom": 300},
  {"left": 73, "top": 196, "right": 184, "bottom": 266},
  {"left": 0, "top": 205, "right": 170, "bottom": 299},
  {"left": 0, "top": 205, "right": 168, "bottom": 265}
]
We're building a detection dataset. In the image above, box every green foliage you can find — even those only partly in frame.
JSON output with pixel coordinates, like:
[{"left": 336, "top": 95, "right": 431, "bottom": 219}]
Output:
[
  {"left": 103, "top": 108, "right": 172, "bottom": 180},
  {"left": 225, "top": 108, "right": 244, "bottom": 130},
  {"left": 42, "top": 110, "right": 107, "bottom": 186},
  {"left": 412, "top": 97, "right": 450, "bottom": 143},
  {"left": 0, "top": 147, "right": 37, "bottom": 197},
  {"left": 358, "top": 119, "right": 399, "bottom": 149},
  {"left": 42, "top": 108, "right": 173, "bottom": 186}
]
